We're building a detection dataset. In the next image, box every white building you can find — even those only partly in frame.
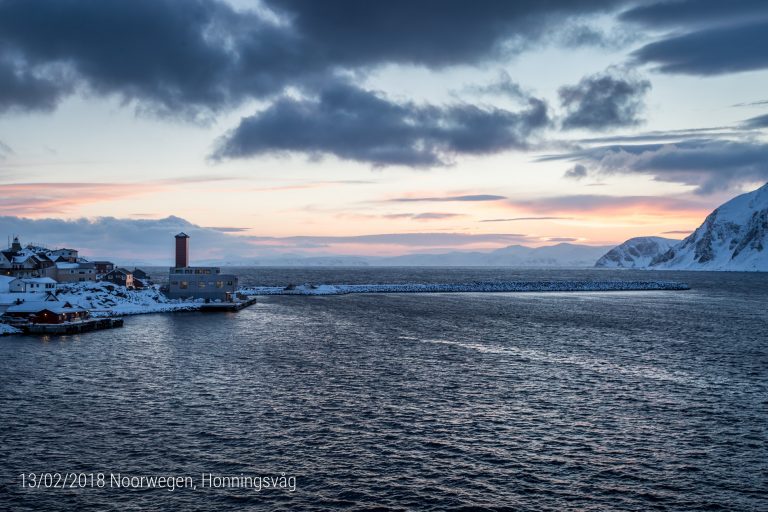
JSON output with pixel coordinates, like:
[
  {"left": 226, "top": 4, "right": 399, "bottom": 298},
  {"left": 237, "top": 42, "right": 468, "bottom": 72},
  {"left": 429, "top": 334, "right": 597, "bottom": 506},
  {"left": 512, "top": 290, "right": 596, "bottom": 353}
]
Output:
[{"left": 9, "top": 277, "right": 58, "bottom": 293}]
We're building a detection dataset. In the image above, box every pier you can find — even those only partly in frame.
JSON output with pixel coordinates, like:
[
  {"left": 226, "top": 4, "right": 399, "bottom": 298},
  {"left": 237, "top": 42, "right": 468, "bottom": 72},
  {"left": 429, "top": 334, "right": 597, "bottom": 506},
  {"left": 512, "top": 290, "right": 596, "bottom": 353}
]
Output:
[
  {"left": 21, "top": 317, "right": 124, "bottom": 335},
  {"left": 199, "top": 297, "right": 258, "bottom": 312}
]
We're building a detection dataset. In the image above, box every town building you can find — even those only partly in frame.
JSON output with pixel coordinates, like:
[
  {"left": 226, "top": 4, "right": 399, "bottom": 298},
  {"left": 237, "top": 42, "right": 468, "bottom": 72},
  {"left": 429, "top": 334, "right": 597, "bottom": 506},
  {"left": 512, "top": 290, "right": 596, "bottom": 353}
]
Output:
[
  {"left": 55, "top": 261, "right": 96, "bottom": 283},
  {"left": 8, "top": 277, "right": 58, "bottom": 293},
  {"left": 47, "top": 248, "right": 79, "bottom": 263},
  {"left": 167, "top": 233, "right": 238, "bottom": 301},
  {"left": 102, "top": 268, "right": 135, "bottom": 288},
  {"left": 93, "top": 261, "right": 115, "bottom": 275},
  {"left": 3, "top": 300, "right": 90, "bottom": 325}
]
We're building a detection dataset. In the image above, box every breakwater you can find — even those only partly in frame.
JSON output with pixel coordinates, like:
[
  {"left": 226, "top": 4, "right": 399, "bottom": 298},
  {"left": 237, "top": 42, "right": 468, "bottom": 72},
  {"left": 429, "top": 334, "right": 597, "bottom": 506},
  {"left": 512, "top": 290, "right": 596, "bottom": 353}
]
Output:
[{"left": 239, "top": 280, "right": 690, "bottom": 296}]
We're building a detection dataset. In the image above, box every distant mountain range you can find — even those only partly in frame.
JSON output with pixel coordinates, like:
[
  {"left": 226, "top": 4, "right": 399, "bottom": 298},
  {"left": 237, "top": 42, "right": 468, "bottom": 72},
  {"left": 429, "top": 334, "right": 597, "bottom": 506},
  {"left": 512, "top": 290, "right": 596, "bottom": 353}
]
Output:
[
  {"left": 596, "top": 182, "right": 768, "bottom": 271},
  {"left": 194, "top": 243, "right": 613, "bottom": 268}
]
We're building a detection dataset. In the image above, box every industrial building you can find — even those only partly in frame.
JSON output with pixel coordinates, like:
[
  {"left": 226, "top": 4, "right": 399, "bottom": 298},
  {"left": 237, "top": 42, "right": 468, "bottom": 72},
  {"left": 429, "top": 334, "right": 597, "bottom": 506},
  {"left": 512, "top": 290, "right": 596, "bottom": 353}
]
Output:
[{"left": 166, "top": 233, "right": 238, "bottom": 301}]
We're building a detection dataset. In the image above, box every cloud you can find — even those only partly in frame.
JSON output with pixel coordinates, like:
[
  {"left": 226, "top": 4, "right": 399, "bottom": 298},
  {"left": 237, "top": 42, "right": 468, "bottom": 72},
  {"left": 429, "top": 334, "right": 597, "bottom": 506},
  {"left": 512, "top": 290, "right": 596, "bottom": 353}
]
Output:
[
  {"left": 732, "top": 99, "right": 768, "bottom": 107},
  {"left": 462, "top": 71, "right": 527, "bottom": 99},
  {"left": 559, "top": 69, "right": 651, "bottom": 130},
  {"left": 0, "top": 182, "right": 161, "bottom": 215},
  {"left": 543, "top": 139, "right": 768, "bottom": 193},
  {"left": 564, "top": 163, "right": 588, "bottom": 179},
  {"left": 205, "top": 226, "right": 251, "bottom": 233},
  {"left": 265, "top": 0, "right": 628, "bottom": 68},
  {"left": 743, "top": 113, "right": 768, "bottom": 128},
  {"left": 383, "top": 212, "right": 463, "bottom": 221},
  {"left": 213, "top": 80, "right": 550, "bottom": 166},
  {"left": 623, "top": 0, "right": 768, "bottom": 76},
  {"left": 661, "top": 230, "right": 692, "bottom": 235},
  {"left": 0, "top": 0, "right": 627, "bottom": 118},
  {"left": 574, "top": 126, "right": 742, "bottom": 144},
  {"left": 506, "top": 194, "right": 711, "bottom": 215},
  {"left": 0, "top": 57, "right": 71, "bottom": 113},
  {"left": 391, "top": 194, "right": 506, "bottom": 202},
  {"left": 0, "top": 178, "right": 237, "bottom": 215},
  {"left": 250, "top": 232, "right": 531, "bottom": 247},
  {"left": 481, "top": 216, "right": 571, "bottom": 222},
  {"left": 620, "top": 0, "right": 767, "bottom": 28},
  {"left": 0, "top": 139, "right": 13, "bottom": 158},
  {"left": 0, "top": 214, "right": 540, "bottom": 261},
  {"left": 0, "top": 215, "right": 257, "bottom": 262}
]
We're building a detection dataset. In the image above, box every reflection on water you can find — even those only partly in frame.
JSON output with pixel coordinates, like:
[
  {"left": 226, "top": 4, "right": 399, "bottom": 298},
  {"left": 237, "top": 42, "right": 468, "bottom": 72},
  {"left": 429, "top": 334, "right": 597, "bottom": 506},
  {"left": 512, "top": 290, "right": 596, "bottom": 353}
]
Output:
[{"left": 1, "top": 269, "right": 767, "bottom": 511}]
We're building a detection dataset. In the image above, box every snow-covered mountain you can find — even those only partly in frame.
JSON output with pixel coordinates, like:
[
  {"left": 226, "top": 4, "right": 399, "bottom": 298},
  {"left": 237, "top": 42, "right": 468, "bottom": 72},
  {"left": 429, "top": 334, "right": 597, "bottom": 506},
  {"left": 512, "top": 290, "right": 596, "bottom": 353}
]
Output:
[
  {"left": 650, "top": 183, "right": 768, "bottom": 271},
  {"left": 598, "top": 183, "right": 768, "bottom": 271},
  {"left": 595, "top": 237, "right": 679, "bottom": 268}
]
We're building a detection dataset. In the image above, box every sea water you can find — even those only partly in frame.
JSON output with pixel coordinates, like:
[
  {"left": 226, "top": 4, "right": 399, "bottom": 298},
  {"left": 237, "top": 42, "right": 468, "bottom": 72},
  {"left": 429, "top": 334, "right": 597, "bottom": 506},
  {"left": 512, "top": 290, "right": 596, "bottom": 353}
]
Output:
[{"left": 1, "top": 268, "right": 766, "bottom": 510}]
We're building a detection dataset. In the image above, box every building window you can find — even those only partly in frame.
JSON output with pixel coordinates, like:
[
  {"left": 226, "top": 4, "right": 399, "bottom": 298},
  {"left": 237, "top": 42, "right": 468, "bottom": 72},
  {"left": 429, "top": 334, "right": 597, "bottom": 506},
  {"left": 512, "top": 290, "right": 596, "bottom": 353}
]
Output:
[
  {"left": 215, "top": 281, "right": 223, "bottom": 288},
  {"left": 198, "top": 281, "right": 206, "bottom": 288},
  {"left": 180, "top": 281, "right": 188, "bottom": 289}
]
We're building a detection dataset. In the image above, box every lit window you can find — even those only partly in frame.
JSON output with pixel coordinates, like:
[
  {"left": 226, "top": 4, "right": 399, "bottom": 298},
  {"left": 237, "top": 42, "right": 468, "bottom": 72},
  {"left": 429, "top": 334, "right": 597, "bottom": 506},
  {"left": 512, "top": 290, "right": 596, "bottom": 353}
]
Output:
[{"left": 180, "top": 281, "right": 188, "bottom": 289}]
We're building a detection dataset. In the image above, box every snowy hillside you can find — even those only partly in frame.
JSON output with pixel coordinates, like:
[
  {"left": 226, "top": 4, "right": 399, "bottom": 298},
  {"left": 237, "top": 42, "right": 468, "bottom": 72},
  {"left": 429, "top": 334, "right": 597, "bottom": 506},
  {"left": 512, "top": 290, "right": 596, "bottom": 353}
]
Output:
[
  {"left": 651, "top": 183, "right": 768, "bottom": 271},
  {"left": 55, "top": 282, "right": 201, "bottom": 315},
  {"left": 595, "top": 237, "right": 679, "bottom": 268},
  {"left": 598, "top": 183, "right": 768, "bottom": 271}
]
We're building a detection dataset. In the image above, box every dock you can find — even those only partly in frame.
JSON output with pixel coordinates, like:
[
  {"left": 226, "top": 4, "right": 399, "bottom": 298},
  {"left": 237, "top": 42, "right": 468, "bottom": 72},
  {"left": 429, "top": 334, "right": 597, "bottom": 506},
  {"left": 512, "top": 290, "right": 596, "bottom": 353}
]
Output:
[
  {"left": 199, "top": 297, "right": 258, "bottom": 312},
  {"left": 22, "top": 317, "right": 124, "bottom": 335}
]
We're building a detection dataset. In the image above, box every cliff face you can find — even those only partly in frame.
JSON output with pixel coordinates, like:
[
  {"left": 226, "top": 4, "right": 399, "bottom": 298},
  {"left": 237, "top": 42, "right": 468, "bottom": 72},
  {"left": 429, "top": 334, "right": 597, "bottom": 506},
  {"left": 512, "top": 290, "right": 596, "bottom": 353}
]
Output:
[
  {"left": 596, "top": 182, "right": 768, "bottom": 271},
  {"left": 651, "top": 183, "right": 768, "bottom": 271}
]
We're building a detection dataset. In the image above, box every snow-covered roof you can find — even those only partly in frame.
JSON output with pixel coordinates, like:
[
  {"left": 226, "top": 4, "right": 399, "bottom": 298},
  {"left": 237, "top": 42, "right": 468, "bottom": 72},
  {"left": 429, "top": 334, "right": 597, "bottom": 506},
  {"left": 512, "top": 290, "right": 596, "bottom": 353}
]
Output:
[
  {"left": 56, "top": 262, "right": 79, "bottom": 269},
  {"left": 6, "top": 301, "right": 86, "bottom": 314},
  {"left": 13, "top": 277, "right": 57, "bottom": 284}
]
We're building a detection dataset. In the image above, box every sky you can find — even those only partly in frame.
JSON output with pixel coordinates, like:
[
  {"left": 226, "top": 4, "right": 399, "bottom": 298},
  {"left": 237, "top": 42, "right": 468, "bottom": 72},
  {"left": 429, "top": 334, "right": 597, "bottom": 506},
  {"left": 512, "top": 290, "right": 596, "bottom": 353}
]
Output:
[{"left": 0, "top": 0, "right": 767, "bottom": 262}]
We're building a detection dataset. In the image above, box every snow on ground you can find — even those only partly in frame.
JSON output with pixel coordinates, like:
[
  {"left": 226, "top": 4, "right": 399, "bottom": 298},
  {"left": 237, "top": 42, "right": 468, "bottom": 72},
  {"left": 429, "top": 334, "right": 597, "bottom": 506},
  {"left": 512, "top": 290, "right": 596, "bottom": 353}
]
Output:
[
  {"left": 55, "top": 282, "right": 201, "bottom": 316},
  {"left": 0, "top": 322, "right": 21, "bottom": 335},
  {"left": 239, "top": 280, "right": 690, "bottom": 296}
]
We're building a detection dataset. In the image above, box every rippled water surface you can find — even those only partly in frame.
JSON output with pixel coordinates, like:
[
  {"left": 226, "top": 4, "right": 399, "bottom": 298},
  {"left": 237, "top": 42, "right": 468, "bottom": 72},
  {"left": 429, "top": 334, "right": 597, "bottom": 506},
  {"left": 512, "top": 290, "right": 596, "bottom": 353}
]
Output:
[{"left": 2, "top": 269, "right": 767, "bottom": 511}]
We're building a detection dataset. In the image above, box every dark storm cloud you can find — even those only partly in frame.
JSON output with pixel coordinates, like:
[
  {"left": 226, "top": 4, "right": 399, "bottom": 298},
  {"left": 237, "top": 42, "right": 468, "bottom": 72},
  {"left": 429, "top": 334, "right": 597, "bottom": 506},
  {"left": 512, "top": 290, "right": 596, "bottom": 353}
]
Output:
[
  {"left": 213, "top": 81, "right": 550, "bottom": 167},
  {"left": 620, "top": 0, "right": 767, "bottom": 27},
  {"left": 623, "top": 1, "right": 768, "bottom": 76},
  {"left": 0, "top": 58, "right": 71, "bottom": 113},
  {"left": 743, "top": 113, "right": 768, "bottom": 128},
  {"left": 265, "top": 0, "right": 627, "bottom": 68},
  {"left": 0, "top": 0, "right": 628, "bottom": 118},
  {"left": 545, "top": 139, "right": 768, "bottom": 194},
  {"left": 559, "top": 69, "right": 651, "bottom": 130},
  {"left": 0, "top": 0, "right": 332, "bottom": 120}
]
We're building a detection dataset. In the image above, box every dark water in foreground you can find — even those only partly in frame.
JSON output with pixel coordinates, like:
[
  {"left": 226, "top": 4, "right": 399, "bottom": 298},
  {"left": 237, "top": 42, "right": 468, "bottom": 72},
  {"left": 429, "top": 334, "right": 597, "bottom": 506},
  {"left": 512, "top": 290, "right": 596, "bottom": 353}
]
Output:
[{"left": 1, "top": 268, "right": 767, "bottom": 511}]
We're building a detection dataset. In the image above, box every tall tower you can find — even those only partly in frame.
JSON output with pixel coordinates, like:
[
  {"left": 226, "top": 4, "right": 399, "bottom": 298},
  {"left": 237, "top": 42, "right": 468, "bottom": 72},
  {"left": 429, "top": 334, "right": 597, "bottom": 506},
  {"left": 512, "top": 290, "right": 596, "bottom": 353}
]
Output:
[
  {"left": 175, "top": 232, "right": 190, "bottom": 268},
  {"left": 11, "top": 236, "right": 21, "bottom": 252}
]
